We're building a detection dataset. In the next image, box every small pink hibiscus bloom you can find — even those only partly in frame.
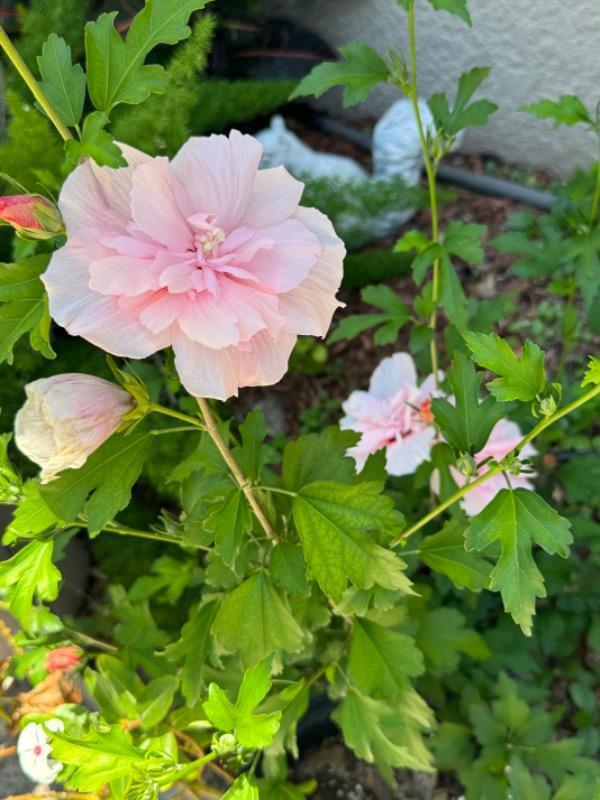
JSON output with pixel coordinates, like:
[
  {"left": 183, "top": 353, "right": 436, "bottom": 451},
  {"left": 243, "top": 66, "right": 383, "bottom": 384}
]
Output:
[
  {"left": 434, "top": 418, "right": 537, "bottom": 516},
  {"left": 42, "top": 132, "right": 345, "bottom": 400},
  {"left": 340, "top": 353, "right": 440, "bottom": 476},
  {"left": 17, "top": 719, "right": 63, "bottom": 785}
]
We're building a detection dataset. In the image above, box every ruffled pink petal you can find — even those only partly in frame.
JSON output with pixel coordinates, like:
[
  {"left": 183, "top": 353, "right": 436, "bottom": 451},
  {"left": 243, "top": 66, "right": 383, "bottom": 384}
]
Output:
[
  {"left": 233, "top": 219, "right": 319, "bottom": 293},
  {"left": 139, "top": 292, "right": 188, "bottom": 335},
  {"left": 278, "top": 206, "right": 345, "bottom": 337},
  {"left": 386, "top": 428, "right": 436, "bottom": 476},
  {"left": 244, "top": 165, "right": 304, "bottom": 228},
  {"left": 43, "top": 247, "right": 166, "bottom": 358},
  {"left": 58, "top": 144, "right": 150, "bottom": 236},
  {"left": 173, "top": 328, "right": 296, "bottom": 400},
  {"left": 369, "top": 353, "right": 418, "bottom": 400},
  {"left": 89, "top": 255, "right": 160, "bottom": 296},
  {"left": 171, "top": 131, "right": 263, "bottom": 231},
  {"left": 130, "top": 158, "right": 193, "bottom": 251},
  {"left": 340, "top": 391, "right": 388, "bottom": 432},
  {"left": 220, "top": 280, "right": 285, "bottom": 342},
  {"left": 177, "top": 294, "right": 240, "bottom": 348}
]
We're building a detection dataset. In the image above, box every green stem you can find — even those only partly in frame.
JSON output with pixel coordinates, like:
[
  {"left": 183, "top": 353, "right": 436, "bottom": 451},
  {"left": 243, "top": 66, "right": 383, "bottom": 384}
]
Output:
[
  {"left": 393, "top": 381, "right": 600, "bottom": 544},
  {"left": 150, "top": 403, "right": 205, "bottom": 430},
  {"left": 196, "top": 397, "right": 278, "bottom": 541},
  {"left": 158, "top": 751, "right": 219, "bottom": 787},
  {"left": 407, "top": 0, "right": 441, "bottom": 382},
  {"left": 590, "top": 141, "right": 600, "bottom": 225},
  {"left": 69, "top": 520, "right": 184, "bottom": 547},
  {"left": 0, "top": 25, "right": 73, "bottom": 143}
]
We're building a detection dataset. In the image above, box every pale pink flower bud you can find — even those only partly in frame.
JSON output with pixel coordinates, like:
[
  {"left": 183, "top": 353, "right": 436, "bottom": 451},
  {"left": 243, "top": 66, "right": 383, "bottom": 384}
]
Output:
[
  {"left": 45, "top": 645, "right": 81, "bottom": 673},
  {"left": 15, "top": 374, "right": 134, "bottom": 483},
  {"left": 0, "top": 194, "right": 63, "bottom": 240}
]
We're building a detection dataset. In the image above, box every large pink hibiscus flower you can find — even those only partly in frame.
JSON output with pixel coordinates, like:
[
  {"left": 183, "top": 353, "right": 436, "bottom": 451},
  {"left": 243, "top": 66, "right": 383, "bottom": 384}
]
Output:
[{"left": 43, "top": 132, "right": 345, "bottom": 399}]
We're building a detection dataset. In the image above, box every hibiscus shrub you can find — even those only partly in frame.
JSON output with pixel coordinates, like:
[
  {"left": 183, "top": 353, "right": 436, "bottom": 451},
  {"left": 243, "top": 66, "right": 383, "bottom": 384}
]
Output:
[{"left": 1, "top": 1, "right": 600, "bottom": 798}]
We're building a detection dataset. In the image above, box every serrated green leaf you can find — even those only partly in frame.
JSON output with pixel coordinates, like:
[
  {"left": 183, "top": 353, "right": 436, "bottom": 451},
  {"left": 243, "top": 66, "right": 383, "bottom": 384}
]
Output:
[
  {"left": 582, "top": 357, "right": 600, "bottom": 387},
  {"left": 429, "top": 66, "right": 497, "bottom": 136},
  {"left": 416, "top": 606, "right": 490, "bottom": 673},
  {"left": 165, "top": 600, "right": 218, "bottom": 706},
  {"left": 0, "top": 255, "right": 55, "bottom": 364},
  {"left": 333, "top": 687, "right": 434, "bottom": 776},
  {"left": 213, "top": 572, "right": 305, "bottom": 665},
  {"left": 290, "top": 42, "right": 389, "bottom": 107},
  {"left": 6, "top": 480, "right": 61, "bottom": 541},
  {"left": 0, "top": 540, "right": 61, "bottom": 627},
  {"left": 222, "top": 775, "right": 260, "bottom": 800},
  {"left": 507, "top": 757, "right": 551, "bottom": 800},
  {"left": 328, "top": 284, "right": 410, "bottom": 345},
  {"left": 463, "top": 331, "right": 546, "bottom": 402},
  {"left": 138, "top": 675, "right": 178, "bottom": 728},
  {"left": 85, "top": 0, "right": 213, "bottom": 112},
  {"left": 270, "top": 543, "right": 309, "bottom": 596},
  {"left": 205, "top": 489, "right": 252, "bottom": 572},
  {"left": 432, "top": 351, "right": 504, "bottom": 454},
  {"left": 465, "top": 489, "right": 572, "bottom": 635},
  {"left": 444, "top": 221, "right": 486, "bottom": 265},
  {"left": 37, "top": 33, "right": 86, "bottom": 127},
  {"left": 50, "top": 725, "right": 148, "bottom": 791},
  {"left": 521, "top": 95, "right": 591, "bottom": 127},
  {"left": 292, "top": 481, "right": 409, "bottom": 600},
  {"left": 420, "top": 512, "right": 491, "bottom": 591},
  {"left": 65, "top": 111, "right": 126, "bottom": 167},
  {"left": 39, "top": 431, "right": 151, "bottom": 534},
  {"left": 440, "top": 252, "right": 468, "bottom": 329},
  {"left": 348, "top": 619, "right": 424, "bottom": 700},
  {"left": 282, "top": 427, "right": 357, "bottom": 490},
  {"left": 427, "top": 0, "right": 472, "bottom": 25},
  {"left": 235, "top": 408, "right": 271, "bottom": 481},
  {"left": 204, "top": 661, "right": 281, "bottom": 748}
]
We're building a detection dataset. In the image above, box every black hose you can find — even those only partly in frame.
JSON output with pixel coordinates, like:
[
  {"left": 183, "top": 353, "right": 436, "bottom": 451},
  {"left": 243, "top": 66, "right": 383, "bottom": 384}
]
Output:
[{"left": 310, "top": 113, "right": 556, "bottom": 212}]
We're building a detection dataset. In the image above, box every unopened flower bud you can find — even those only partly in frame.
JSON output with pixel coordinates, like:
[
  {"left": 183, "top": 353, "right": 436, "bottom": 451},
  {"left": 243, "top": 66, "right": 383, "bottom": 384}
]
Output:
[
  {"left": 0, "top": 194, "right": 63, "bottom": 240},
  {"left": 45, "top": 645, "right": 81, "bottom": 673},
  {"left": 15, "top": 374, "right": 134, "bottom": 483}
]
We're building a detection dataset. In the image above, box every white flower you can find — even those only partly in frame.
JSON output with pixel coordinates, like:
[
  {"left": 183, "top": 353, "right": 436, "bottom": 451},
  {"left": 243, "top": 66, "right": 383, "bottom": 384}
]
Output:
[
  {"left": 17, "top": 719, "right": 63, "bottom": 785},
  {"left": 14, "top": 373, "right": 134, "bottom": 483}
]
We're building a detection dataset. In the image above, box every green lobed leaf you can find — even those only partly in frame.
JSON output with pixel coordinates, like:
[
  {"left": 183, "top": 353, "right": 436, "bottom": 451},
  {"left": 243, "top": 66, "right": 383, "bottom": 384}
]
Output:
[
  {"left": 165, "top": 600, "right": 218, "bottom": 706},
  {"left": 85, "top": 0, "right": 214, "bottom": 112},
  {"left": 416, "top": 606, "right": 491, "bottom": 673},
  {"left": 222, "top": 775, "right": 260, "bottom": 800},
  {"left": 37, "top": 33, "right": 86, "bottom": 127},
  {"left": 0, "top": 255, "right": 55, "bottom": 364},
  {"left": 270, "top": 543, "right": 309, "bottom": 596},
  {"left": 292, "top": 481, "right": 409, "bottom": 600},
  {"left": 203, "top": 660, "right": 282, "bottom": 748},
  {"left": 39, "top": 431, "right": 152, "bottom": 534},
  {"left": 333, "top": 686, "right": 434, "bottom": 776},
  {"left": 429, "top": 66, "right": 497, "bottom": 137},
  {"left": 521, "top": 95, "right": 592, "bottom": 127},
  {"left": 427, "top": 0, "right": 472, "bottom": 25},
  {"left": 439, "top": 252, "right": 468, "bottom": 330},
  {"left": 50, "top": 725, "right": 148, "bottom": 791},
  {"left": 463, "top": 330, "right": 546, "bottom": 402},
  {"left": 444, "top": 221, "right": 486, "bottom": 265},
  {"left": 329, "top": 284, "right": 411, "bottom": 345},
  {"left": 0, "top": 540, "right": 61, "bottom": 627},
  {"left": 290, "top": 42, "right": 390, "bottom": 108},
  {"left": 432, "top": 351, "right": 505, "bottom": 454},
  {"left": 465, "top": 489, "right": 572, "bottom": 635},
  {"left": 420, "top": 513, "right": 490, "bottom": 591},
  {"left": 348, "top": 619, "right": 424, "bottom": 700},
  {"left": 582, "top": 357, "right": 600, "bottom": 387},
  {"left": 204, "top": 488, "right": 252, "bottom": 572},
  {"left": 138, "top": 675, "right": 178, "bottom": 728},
  {"left": 212, "top": 572, "right": 305, "bottom": 665},
  {"left": 282, "top": 426, "right": 358, "bottom": 491},
  {"left": 65, "top": 111, "right": 126, "bottom": 167},
  {"left": 6, "top": 480, "right": 61, "bottom": 542}
]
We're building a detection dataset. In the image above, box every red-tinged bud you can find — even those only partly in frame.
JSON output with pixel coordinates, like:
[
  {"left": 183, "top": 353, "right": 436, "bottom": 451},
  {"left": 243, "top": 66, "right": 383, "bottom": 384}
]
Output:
[
  {"left": 0, "top": 194, "right": 63, "bottom": 240},
  {"left": 45, "top": 645, "right": 81, "bottom": 673}
]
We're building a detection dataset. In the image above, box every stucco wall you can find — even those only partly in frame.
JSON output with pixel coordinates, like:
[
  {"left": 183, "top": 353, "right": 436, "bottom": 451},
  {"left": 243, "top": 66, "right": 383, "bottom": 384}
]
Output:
[{"left": 268, "top": 0, "right": 600, "bottom": 176}]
